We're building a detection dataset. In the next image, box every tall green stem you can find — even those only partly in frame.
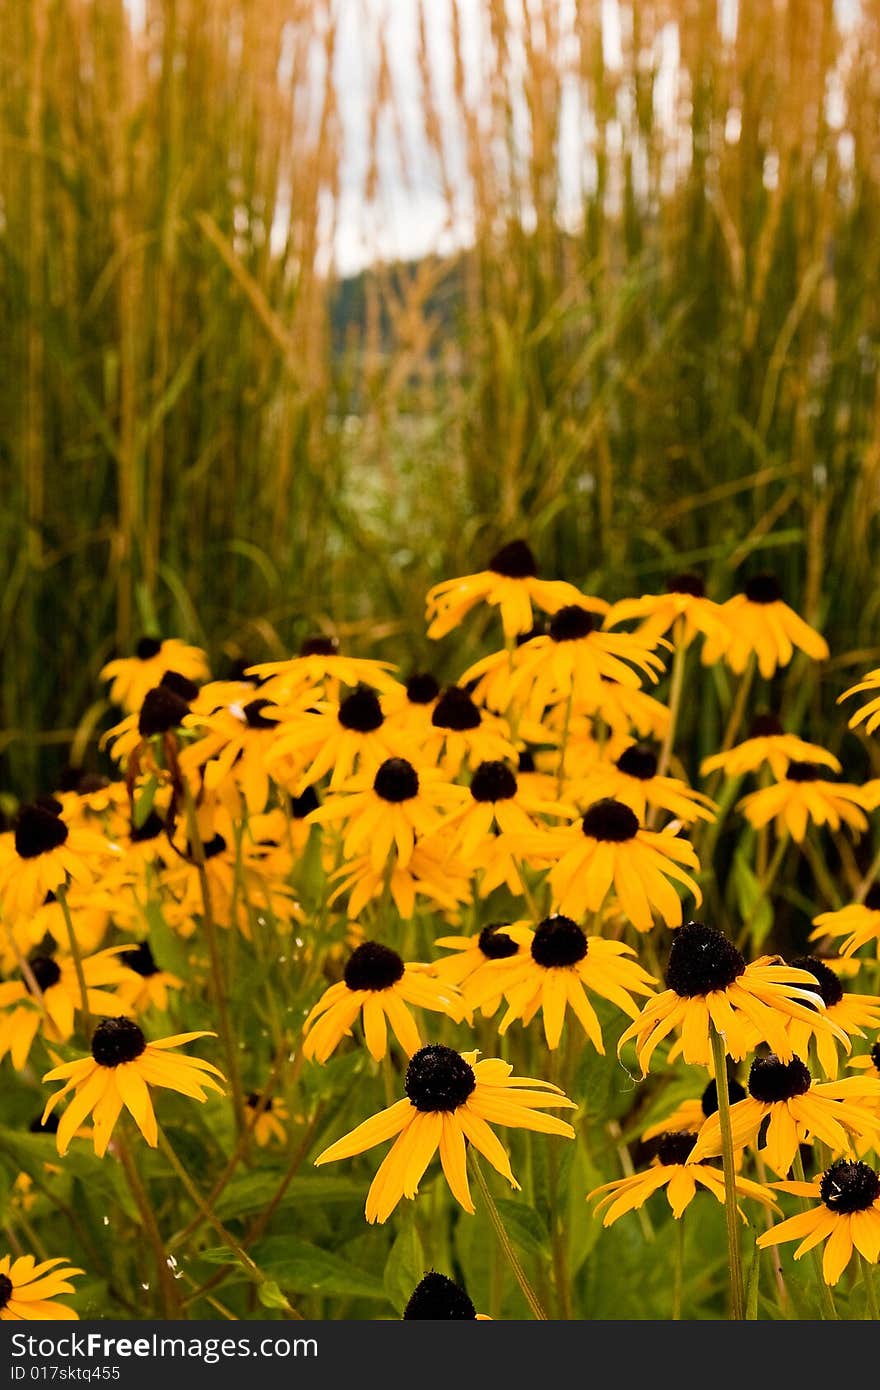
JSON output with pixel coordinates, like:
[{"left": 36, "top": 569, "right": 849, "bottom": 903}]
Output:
[
  {"left": 469, "top": 1151, "right": 548, "bottom": 1320},
  {"left": 653, "top": 623, "right": 687, "bottom": 798},
  {"left": 56, "top": 882, "right": 92, "bottom": 1039},
  {"left": 672, "top": 1209, "right": 685, "bottom": 1320},
  {"left": 709, "top": 1023, "right": 745, "bottom": 1320}
]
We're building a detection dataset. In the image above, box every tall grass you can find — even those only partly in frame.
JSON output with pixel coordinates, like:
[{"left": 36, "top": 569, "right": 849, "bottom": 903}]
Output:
[{"left": 2, "top": 0, "right": 880, "bottom": 793}]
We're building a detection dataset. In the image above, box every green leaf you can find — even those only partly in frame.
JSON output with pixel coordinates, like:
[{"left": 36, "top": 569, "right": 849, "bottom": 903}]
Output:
[
  {"left": 493, "top": 1197, "right": 549, "bottom": 1259},
  {"left": 257, "top": 1280, "right": 290, "bottom": 1311},
  {"left": 202, "top": 1239, "right": 385, "bottom": 1301},
  {"left": 732, "top": 845, "right": 773, "bottom": 949},
  {"left": 383, "top": 1222, "right": 424, "bottom": 1313},
  {"left": 145, "top": 899, "right": 191, "bottom": 977},
  {"left": 132, "top": 777, "right": 158, "bottom": 828},
  {"left": 214, "top": 1171, "right": 365, "bottom": 1221}
]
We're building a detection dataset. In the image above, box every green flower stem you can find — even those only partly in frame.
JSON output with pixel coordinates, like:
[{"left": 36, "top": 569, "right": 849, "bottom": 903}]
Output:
[
  {"left": 709, "top": 1023, "right": 745, "bottom": 1320},
  {"left": 180, "top": 781, "right": 246, "bottom": 1135},
  {"left": 735, "top": 833, "right": 789, "bottom": 951},
  {"left": 158, "top": 1128, "right": 303, "bottom": 1320},
  {"left": 792, "top": 1150, "right": 838, "bottom": 1320},
  {"left": 469, "top": 1150, "right": 548, "bottom": 1320},
  {"left": 556, "top": 687, "right": 575, "bottom": 798},
  {"left": 653, "top": 620, "right": 687, "bottom": 799},
  {"left": 56, "top": 882, "right": 92, "bottom": 1039},
  {"left": 672, "top": 1210, "right": 685, "bottom": 1320},
  {"left": 705, "top": 655, "right": 756, "bottom": 802},
  {"left": 117, "top": 1128, "right": 182, "bottom": 1317},
  {"left": 860, "top": 1253, "right": 879, "bottom": 1320}
]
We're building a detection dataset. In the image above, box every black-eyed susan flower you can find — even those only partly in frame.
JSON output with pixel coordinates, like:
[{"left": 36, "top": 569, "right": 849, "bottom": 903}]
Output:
[
  {"left": 402, "top": 1271, "right": 489, "bottom": 1320},
  {"left": 100, "top": 636, "right": 210, "bottom": 712},
  {"left": 302, "top": 942, "right": 464, "bottom": 1062},
  {"left": 246, "top": 1091, "right": 289, "bottom": 1147},
  {"left": 425, "top": 539, "right": 591, "bottom": 640},
  {"left": 180, "top": 698, "right": 284, "bottom": 812},
  {"left": 245, "top": 636, "right": 400, "bottom": 702},
  {"left": 811, "top": 889, "right": 880, "bottom": 959},
  {"left": 503, "top": 606, "right": 665, "bottom": 718},
  {"left": 520, "top": 798, "right": 701, "bottom": 931},
  {"left": 849, "top": 1040, "right": 880, "bottom": 1093},
  {"left": 618, "top": 922, "right": 848, "bottom": 1072},
  {"left": 267, "top": 686, "right": 404, "bottom": 794},
  {"left": 688, "top": 1054, "right": 880, "bottom": 1176},
  {"left": 700, "top": 714, "right": 841, "bottom": 782},
  {"left": 604, "top": 573, "right": 727, "bottom": 647},
  {"left": 0, "top": 1254, "right": 83, "bottom": 1321},
  {"left": 433, "top": 923, "right": 523, "bottom": 1017},
  {"left": 314, "top": 1043, "right": 575, "bottom": 1223},
  {"left": 41, "top": 1018, "right": 225, "bottom": 1157},
  {"left": 737, "top": 763, "right": 868, "bottom": 843},
  {"left": 839, "top": 668, "right": 880, "bottom": 736},
  {"left": 572, "top": 743, "right": 716, "bottom": 826},
  {"left": 701, "top": 574, "right": 829, "bottom": 678},
  {"left": 117, "top": 941, "right": 184, "bottom": 1013},
  {"left": 641, "top": 1074, "right": 748, "bottom": 1141},
  {"left": 587, "top": 1130, "right": 777, "bottom": 1224},
  {"left": 757, "top": 1159, "right": 880, "bottom": 1285},
  {"left": 464, "top": 916, "right": 656, "bottom": 1051},
  {"left": 438, "top": 760, "right": 568, "bottom": 858},
  {"left": 327, "top": 838, "right": 473, "bottom": 920},
  {"left": 0, "top": 803, "right": 119, "bottom": 922},
  {"left": 0, "top": 947, "right": 133, "bottom": 1068},
  {"left": 383, "top": 673, "right": 441, "bottom": 737},
  {"left": 785, "top": 957, "right": 880, "bottom": 1079},
  {"left": 307, "top": 757, "right": 468, "bottom": 872},
  {"left": 424, "top": 687, "right": 516, "bottom": 775}
]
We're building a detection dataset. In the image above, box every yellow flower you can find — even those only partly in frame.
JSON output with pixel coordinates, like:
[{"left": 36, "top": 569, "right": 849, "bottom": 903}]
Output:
[
  {"left": 757, "top": 1160, "right": 880, "bottom": 1285},
  {"left": 302, "top": 942, "right": 464, "bottom": 1062},
  {"left": 423, "top": 687, "right": 516, "bottom": 775},
  {"left": 519, "top": 798, "right": 701, "bottom": 932},
  {"left": 838, "top": 667, "right": 880, "bottom": 736},
  {"left": 688, "top": 1054, "right": 880, "bottom": 1176},
  {"left": 618, "top": 922, "right": 848, "bottom": 1072},
  {"left": 307, "top": 758, "right": 467, "bottom": 872},
  {"left": 464, "top": 916, "right": 656, "bottom": 1052},
  {"left": 701, "top": 574, "right": 829, "bottom": 678},
  {"left": 700, "top": 714, "right": 841, "bottom": 781},
  {"left": 571, "top": 742, "right": 716, "bottom": 826},
  {"left": 180, "top": 698, "right": 284, "bottom": 811},
  {"left": 0, "top": 946, "right": 133, "bottom": 1068},
  {"left": 0, "top": 1254, "right": 83, "bottom": 1321},
  {"left": 0, "top": 803, "right": 119, "bottom": 923},
  {"left": 811, "top": 890, "right": 880, "bottom": 959},
  {"left": 588, "top": 1130, "right": 777, "bottom": 1224},
  {"left": 640, "top": 1075, "right": 747, "bottom": 1141},
  {"left": 246, "top": 1092, "right": 289, "bottom": 1147},
  {"left": 266, "top": 686, "right": 406, "bottom": 794},
  {"left": 100, "top": 636, "right": 210, "bottom": 712},
  {"left": 425, "top": 539, "right": 591, "bottom": 640},
  {"left": 433, "top": 924, "right": 524, "bottom": 1017},
  {"left": 42, "top": 1019, "right": 225, "bottom": 1157},
  {"left": 604, "top": 573, "right": 728, "bottom": 648},
  {"left": 314, "top": 1044, "right": 575, "bottom": 1223},
  {"left": 327, "top": 839, "right": 473, "bottom": 920},
  {"left": 737, "top": 763, "right": 868, "bottom": 843},
  {"left": 117, "top": 941, "right": 185, "bottom": 1013},
  {"left": 785, "top": 957, "right": 880, "bottom": 1079},
  {"left": 245, "top": 637, "right": 400, "bottom": 704}
]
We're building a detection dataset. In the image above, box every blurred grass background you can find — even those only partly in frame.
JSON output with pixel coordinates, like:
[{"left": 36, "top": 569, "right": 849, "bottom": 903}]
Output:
[{"left": 3, "top": 0, "right": 880, "bottom": 794}]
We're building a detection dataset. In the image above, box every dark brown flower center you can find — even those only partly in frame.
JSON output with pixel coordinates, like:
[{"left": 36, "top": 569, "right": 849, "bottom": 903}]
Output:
[
  {"left": 665, "top": 922, "right": 746, "bottom": 998},
  {"left": 786, "top": 762, "right": 824, "bottom": 783},
  {"left": 26, "top": 955, "right": 61, "bottom": 993},
  {"left": 291, "top": 786, "right": 320, "bottom": 818},
  {"left": 744, "top": 573, "right": 782, "bottom": 605},
  {"left": 406, "top": 673, "right": 440, "bottom": 705},
  {"left": 91, "top": 1017, "right": 147, "bottom": 1067},
  {"left": 201, "top": 834, "right": 227, "bottom": 860},
  {"left": 616, "top": 744, "right": 659, "bottom": 780},
  {"left": 478, "top": 924, "right": 518, "bottom": 960},
  {"left": 488, "top": 539, "right": 537, "bottom": 579},
  {"left": 160, "top": 670, "right": 200, "bottom": 702},
  {"left": 581, "top": 798, "right": 639, "bottom": 842},
  {"left": 338, "top": 685, "right": 384, "bottom": 733},
  {"left": 548, "top": 605, "right": 596, "bottom": 642},
  {"left": 865, "top": 886, "right": 880, "bottom": 912},
  {"left": 241, "top": 698, "right": 278, "bottom": 729},
  {"left": 749, "top": 713, "right": 784, "bottom": 739},
  {"left": 138, "top": 686, "right": 190, "bottom": 736},
  {"left": 748, "top": 1054, "right": 812, "bottom": 1103},
  {"left": 405, "top": 1045, "right": 476, "bottom": 1112},
  {"left": 432, "top": 687, "right": 481, "bottom": 732},
  {"left": 656, "top": 1131, "right": 698, "bottom": 1165},
  {"left": 300, "top": 635, "right": 338, "bottom": 657},
  {"left": 0, "top": 1274, "right": 12, "bottom": 1310},
  {"left": 403, "top": 1271, "right": 476, "bottom": 1320},
  {"left": 870, "top": 1041, "right": 880, "bottom": 1074},
  {"left": 789, "top": 956, "right": 843, "bottom": 1008},
  {"left": 373, "top": 758, "right": 419, "bottom": 803},
  {"left": 14, "top": 804, "right": 69, "bottom": 859},
  {"left": 531, "top": 915, "right": 588, "bottom": 968},
  {"left": 343, "top": 941, "right": 405, "bottom": 992},
  {"left": 246, "top": 1092, "right": 274, "bottom": 1112},
  {"left": 136, "top": 636, "right": 163, "bottom": 660},
  {"left": 665, "top": 573, "right": 705, "bottom": 598},
  {"left": 700, "top": 1075, "right": 747, "bottom": 1116},
  {"left": 820, "top": 1160, "right": 880, "bottom": 1214},
  {"left": 123, "top": 942, "right": 159, "bottom": 978},
  {"left": 470, "top": 761, "right": 517, "bottom": 803},
  {"left": 130, "top": 811, "right": 165, "bottom": 843}
]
